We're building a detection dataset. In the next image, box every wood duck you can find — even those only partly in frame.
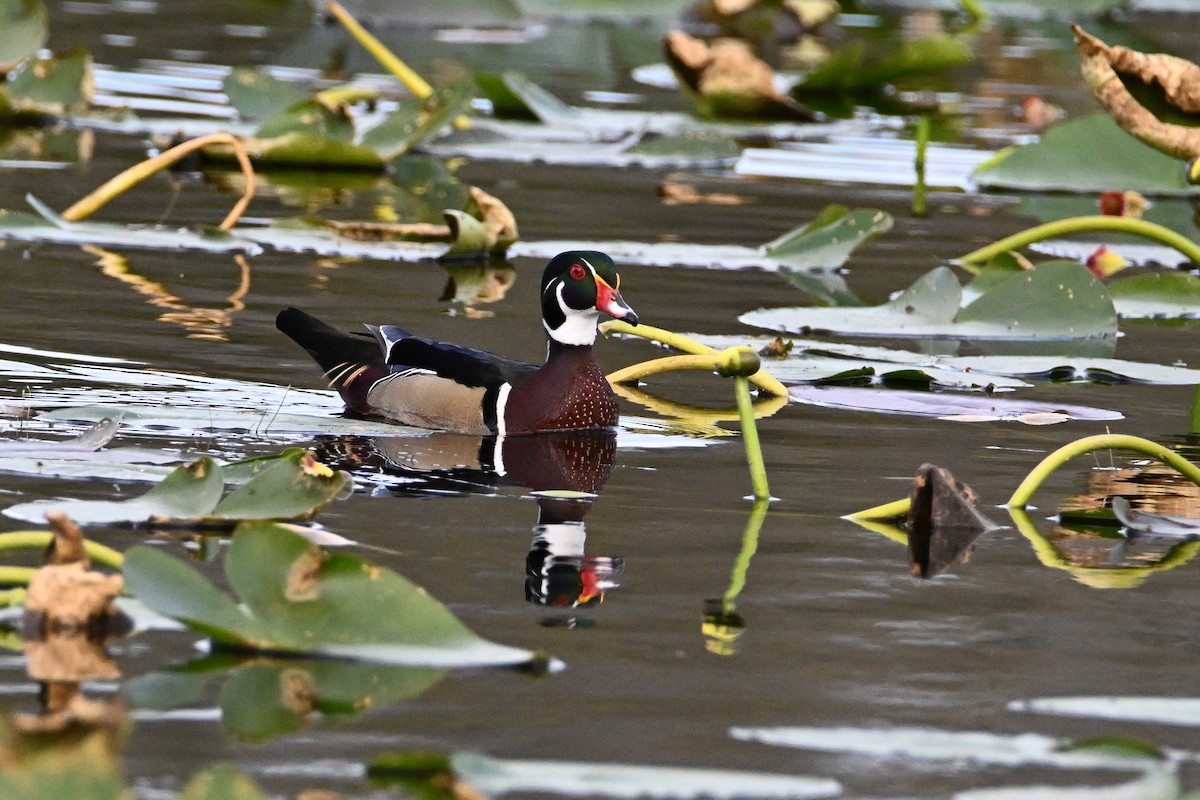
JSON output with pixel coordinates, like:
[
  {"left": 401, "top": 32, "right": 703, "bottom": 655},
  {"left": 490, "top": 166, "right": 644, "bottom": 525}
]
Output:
[{"left": 277, "top": 251, "right": 638, "bottom": 435}]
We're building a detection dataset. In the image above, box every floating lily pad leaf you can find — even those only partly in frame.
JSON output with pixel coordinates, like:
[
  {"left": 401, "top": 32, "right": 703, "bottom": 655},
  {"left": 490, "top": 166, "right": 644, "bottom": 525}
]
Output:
[
  {"left": 1107, "top": 270, "right": 1200, "bottom": 318},
  {"left": 1030, "top": 239, "right": 1193, "bottom": 270},
  {"left": 475, "top": 70, "right": 577, "bottom": 123},
  {"left": 209, "top": 450, "right": 351, "bottom": 521},
  {"left": 764, "top": 205, "right": 893, "bottom": 270},
  {"left": 958, "top": 260, "right": 1118, "bottom": 338},
  {"left": 0, "top": 0, "right": 47, "bottom": 73},
  {"left": 736, "top": 139, "right": 995, "bottom": 188},
  {"left": 3, "top": 457, "right": 226, "bottom": 525},
  {"left": 973, "top": 114, "right": 1199, "bottom": 195},
  {"left": 621, "top": 131, "right": 741, "bottom": 161},
  {"left": 742, "top": 262, "right": 1117, "bottom": 341},
  {"left": 727, "top": 725, "right": 1164, "bottom": 770},
  {"left": 5, "top": 48, "right": 91, "bottom": 116},
  {"left": 794, "top": 35, "right": 972, "bottom": 94},
  {"left": 788, "top": 385, "right": 1122, "bottom": 423},
  {"left": 257, "top": 97, "right": 356, "bottom": 143},
  {"left": 0, "top": 199, "right": 262, "bottom": 255},
  {"left": 360, "top": 84, "right": 474, "bottom": 161},
  {"left": 369, "top": 751, "right": 841, "bottom": 799},
  {"left": 0, "top": 416, "right": 118, "bottom": 455},
  {"left": 123, "top": 521, "right": 543, "bottom": 667},
  {"left": 180, "top": 765, "right": 266, "bottom": 800},
  {"left": 222, "top": 67, "right": 311, "bottom": 122},
  {"left": 1010, "top": 695, "right": 1200, "bottom": 726}
]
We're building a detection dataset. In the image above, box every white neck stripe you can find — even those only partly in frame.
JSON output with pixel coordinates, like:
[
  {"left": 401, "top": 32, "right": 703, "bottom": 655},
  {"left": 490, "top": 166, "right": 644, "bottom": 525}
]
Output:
[{"left": 546, "top": 282, "right": 599, "bottom": 346}]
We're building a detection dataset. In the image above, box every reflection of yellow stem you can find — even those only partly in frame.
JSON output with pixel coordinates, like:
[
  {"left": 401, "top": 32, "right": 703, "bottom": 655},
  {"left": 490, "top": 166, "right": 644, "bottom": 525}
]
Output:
[
  {"left": 61, "top": 132, "right": 255, "bottom": 231},
  {"left": 0, "top": 588, "right": 26, "bottom": 608},
  {"left": 324, "top": 0, "right": 470, "bottom": 130},
  {"left": 0, "top": 532, "right": 124, "bottom": 569},
  {"left": 844, "top": 516, "right": 910, "bottom": 545},
  {"left": 601, "top": 320, "right": 788, "bottom": 397},
  {"left": 722, "top": 498, "right": 769, "bottom": 610},
  {"left": 1008, "top": 434, "right": 1200, "bottom": 509},
  {"left": 1009, "top": 506, "right": 1200, "bottom": 589},
  {"left": 959, "top": 215, "right": 1200, "bottom": 272},
  {"left": 612, "top": 382, "right": 787, "bottom": 429},
  {"left": 0, "top": 567, "right": 38, "bottom": 586},
  {"left": 849, "top": 433, "right": 1200, "bottom": 518}
]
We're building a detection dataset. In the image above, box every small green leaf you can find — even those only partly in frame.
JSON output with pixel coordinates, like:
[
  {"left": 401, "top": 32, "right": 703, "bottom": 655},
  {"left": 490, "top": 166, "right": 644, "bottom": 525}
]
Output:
[
  {"left": 957, "top": 260, "right": 1117, "bottom": 339},
  {"left": 5, "top": 48, "right": 91, "bottom": 116}
]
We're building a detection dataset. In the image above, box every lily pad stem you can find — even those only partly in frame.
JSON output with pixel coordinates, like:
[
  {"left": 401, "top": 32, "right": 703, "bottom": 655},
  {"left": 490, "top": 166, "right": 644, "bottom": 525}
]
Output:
[
  {"left": 61, "top": 132, "right": 255, "bottom": 231},
  {"left": 324, "top": 0, "right": 470, "bottom": 130},
  {"left": 959, "top": 215, "right": 1200, "bottom": 272},
  {"left": 0, "top": 532, "right": 124, "bottom": 570},
  {"left": 735, "top": 375, "right": 771, "bottom": 500},
  {"left": 1007, "top": 433, "right": 1200, "bottom": 509},
  {"left": 847, "top": 433, "right": 1200, "bottom": 519},
  {"left": 601, "top": 320, "right": 789, "bottom": 397}
]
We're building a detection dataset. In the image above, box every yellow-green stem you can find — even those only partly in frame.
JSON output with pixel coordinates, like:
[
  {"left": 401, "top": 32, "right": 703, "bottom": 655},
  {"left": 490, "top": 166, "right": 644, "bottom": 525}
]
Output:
[
  {"left": 913, "top": 115, "right": 930, "bottom": 217},
  {"left": 0, "top": 588, "right": 26, "bottom": 608},
  {"left": 1007, "top": 433, "right": 1200, "bottom": 508},
  {"left": 845, "top": 497, "right": 912, "bottom": 520},
  {"left": 61, "top": 132, "right": 255, "bottom": 231},
  {"left": 959, "top": 215, "right": 1200, "bottom": 272},
  {"left": 0, "top": 532, "right": 124, "bottom": 570},
  {"left": 736, "top": 376, "right": 771, "bottom": 501},
  {"left": 602, "top": 320, "right": 789, "bottom": 397},
  {"left": 722, "top": 498, "right": 769, "bottom": 610},
  {"left": 0, "top": 567, "right": 38, "bottom": 586},
  {"left": 324, "top": 0, "right": 470, "bottom": 130}
]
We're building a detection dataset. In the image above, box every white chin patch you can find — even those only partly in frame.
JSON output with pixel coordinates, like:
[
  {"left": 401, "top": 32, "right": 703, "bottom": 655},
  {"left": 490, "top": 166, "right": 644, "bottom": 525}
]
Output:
[{"left": 547, "top": 284, "right": 600, "bottom": 346}]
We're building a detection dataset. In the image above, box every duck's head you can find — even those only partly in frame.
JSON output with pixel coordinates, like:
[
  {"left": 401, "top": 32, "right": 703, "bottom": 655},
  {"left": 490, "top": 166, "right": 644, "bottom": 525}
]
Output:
[{"left": 541, "top": 251, "right": 638, "bottom": 346}]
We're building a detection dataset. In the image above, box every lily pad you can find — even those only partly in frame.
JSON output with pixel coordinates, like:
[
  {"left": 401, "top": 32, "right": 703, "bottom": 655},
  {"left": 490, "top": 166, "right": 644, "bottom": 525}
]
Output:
[
  {"left": 788, "top": 385, "right": 1122, "bottom": 423},
  {"left": 222, "top": 67, "right": 311, "bottom": 122},
  {"left": 370, "top": 751, "right": 842, "bottom": 799},
  {"left": 5, "top": 48, "right": 92, "bottom": 117},
  {"left": 972, "top": 114, "right": 1199, "bottom": 195},
  {"left": 764, "top": 205, "right": 893, "bottom": 271},
  {"left": 740, "top": 262, "right": 1118, "bottom": 341},
  {"left": 1107, "top": 270, "right": 1200, "bottom": 318},
  {"left": 122, "top": 521, "right": 543, "bottom": 667},
  {"left": 2, "top": 450, "right": 351, "bottom": 525},
  {"left": 1010, "top": 695, "right": 1200, "bottom": 726},
  {"left": 127, "top": 655, "right": 444, "bottom": 743},
  {"left": 0, "top": 0, "right": 47, "bottom": 74},
  {"left": 794, "top": 35, "right": 973, "bottom": 94}
]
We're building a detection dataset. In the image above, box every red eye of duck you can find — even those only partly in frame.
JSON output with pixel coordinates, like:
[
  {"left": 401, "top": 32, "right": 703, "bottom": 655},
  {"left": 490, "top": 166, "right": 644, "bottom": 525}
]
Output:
[{"left": 569, "top": 264, "right": 586, "bottom": 280}]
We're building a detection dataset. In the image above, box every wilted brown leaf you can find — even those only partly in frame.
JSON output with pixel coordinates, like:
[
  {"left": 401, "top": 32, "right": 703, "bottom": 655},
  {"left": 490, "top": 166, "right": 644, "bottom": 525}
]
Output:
[{"left": 1073, "top": 24, "right": 1200, "bottom": 160}]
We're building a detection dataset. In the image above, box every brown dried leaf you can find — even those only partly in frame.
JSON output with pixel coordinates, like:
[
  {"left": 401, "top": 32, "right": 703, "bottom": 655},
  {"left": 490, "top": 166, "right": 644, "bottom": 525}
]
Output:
[
  {"left": 467, "top": 185, "right": 519, "bottom": 250},
  {"left": 1073, "top": 24, "right": 1200, "bottom": 160}
]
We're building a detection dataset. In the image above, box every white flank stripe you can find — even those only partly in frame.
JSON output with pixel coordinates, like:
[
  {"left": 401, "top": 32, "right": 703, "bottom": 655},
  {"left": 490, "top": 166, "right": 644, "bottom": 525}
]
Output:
[{"left": 495, "top": 383, "right": 512, "bottom": 438}]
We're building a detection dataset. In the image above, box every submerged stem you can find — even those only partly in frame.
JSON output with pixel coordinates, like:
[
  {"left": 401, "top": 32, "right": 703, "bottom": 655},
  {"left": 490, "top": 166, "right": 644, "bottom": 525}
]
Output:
[{"left": 959, "top": 215, "right": 1200, "bottom": 271}]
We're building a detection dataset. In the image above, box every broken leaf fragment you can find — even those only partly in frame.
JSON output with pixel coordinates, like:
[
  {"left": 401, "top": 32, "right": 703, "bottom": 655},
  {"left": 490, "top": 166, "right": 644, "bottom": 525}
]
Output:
[
  {"left": 122, "top": 521, "right": 543, "bottom": 667},
  {"left": 905, "top": 464, "right": 997, "bottom": 578},
  {"left": 1073, "top": 24, "right": 1200, "bottom": 162}
]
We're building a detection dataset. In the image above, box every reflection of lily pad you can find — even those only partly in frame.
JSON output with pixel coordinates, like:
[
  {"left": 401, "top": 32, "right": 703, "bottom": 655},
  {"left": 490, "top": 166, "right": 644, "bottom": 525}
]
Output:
[
  {"left": 127, "top": 654, "right": 444, "bottom": 743},
  {"left": 740, "top": 262, "right": 1118, "bottom": 341},
  {"left": 973, "top": 114, "right": 1199, "bottom": 195},
  {"left": 370, "top": 751, "right": 843, "bottom": 799},
  {"left": 123, "top": 521, "right": 542, "bottom": 667}
]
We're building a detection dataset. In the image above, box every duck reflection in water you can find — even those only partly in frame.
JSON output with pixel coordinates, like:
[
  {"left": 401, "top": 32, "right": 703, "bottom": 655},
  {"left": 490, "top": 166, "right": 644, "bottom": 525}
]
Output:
[{"left": 316, "top": 429, "right": 623, "bottom": 611}]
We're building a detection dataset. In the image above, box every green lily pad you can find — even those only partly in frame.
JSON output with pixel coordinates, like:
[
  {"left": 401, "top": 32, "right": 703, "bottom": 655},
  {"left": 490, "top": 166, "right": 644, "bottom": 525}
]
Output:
[
  {"left": 369, "top": 751, "right": 842, "bottom": 799},
  {"left": 0, "top": 0, "right": 47, "bottom": 73},
  {"left": 360, "top": 84, "right": 474, "bottom": 161},
  {"left": 180, "top": 765, "right": 266, "bottom": 800},
  {"left": 973, "top": 114, "right": 1199, "bottom": 195},
  {"left": 794, "top": 35, "right": 973, "bottom": 94},
  {"left": 5, "top": 48, "right": 91, "bottom": 116},
  {"left": 1010, "top": 696, "right": 1200, "bottom": 727},
  {"left": 740, "top": 261, "right": 1118, "bottom": 341},
  {"left": 475, "top": 70, "right": 576, "bottom": 123},
  {"left": 1107, "top": 270, "right": 1200, "bottom": 319},
  {"left": 2, "top": 450, "right": 351, "bottom": 525},
  {"left": 765, "top": 206, "right": 893, "bottom": 271},
  {"left": 122, "top": 521, "right": 543, "bottom": 667},
  {"left": 222, "top": 67, "right": 312, "bottom": 122}
]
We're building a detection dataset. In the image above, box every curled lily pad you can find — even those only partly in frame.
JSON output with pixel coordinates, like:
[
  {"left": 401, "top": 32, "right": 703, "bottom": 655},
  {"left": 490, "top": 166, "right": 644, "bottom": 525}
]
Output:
[
  {"left": 764, "top": 205, "right": 892, "bottom": 270},
  {"left": 122, "top": 521, "right": 543, "bottom": 667}
]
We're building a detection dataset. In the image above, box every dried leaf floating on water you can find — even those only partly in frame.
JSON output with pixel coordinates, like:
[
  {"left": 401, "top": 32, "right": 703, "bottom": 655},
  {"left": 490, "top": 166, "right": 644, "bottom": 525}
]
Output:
[
  {"left": 1073, "top": 24, "right": 1200, "bottom": 161},
  {"left": 905, "top": 464, "right": 998, "bottom": 578}
]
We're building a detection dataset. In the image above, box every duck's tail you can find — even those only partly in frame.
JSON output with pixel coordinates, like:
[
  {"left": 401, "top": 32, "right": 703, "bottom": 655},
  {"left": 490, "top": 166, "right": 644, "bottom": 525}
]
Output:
[{"left": 276, "top": 307, "right": 387, "bottom": 413}]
